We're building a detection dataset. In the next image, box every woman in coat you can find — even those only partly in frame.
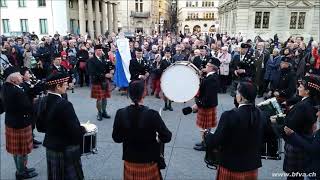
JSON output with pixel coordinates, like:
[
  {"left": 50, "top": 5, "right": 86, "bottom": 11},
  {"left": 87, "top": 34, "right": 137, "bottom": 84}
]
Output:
[
  {"left": 218, "top": 46, "right": 231, "bottom": 93},
  {"left": 264, "top": 48, "right": 282, "bottom": 91}
]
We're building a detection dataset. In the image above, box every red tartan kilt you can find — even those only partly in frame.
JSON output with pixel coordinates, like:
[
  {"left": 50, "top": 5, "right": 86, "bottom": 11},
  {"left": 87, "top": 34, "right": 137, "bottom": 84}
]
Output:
[
  {"left": 5, "top": 125, "right": 33, "bottom": 155},
  {"left": 124, "top": 161, "right": 161, "bottom": 180},
  {"left": 91, "top": 81, "right": 111, "bottom": 99},
  {"left": 216, "top": 166, "right": 258, "bottom": 180},
  {"left": 196, "top": 107, "right": 217, "bottom": 129}
]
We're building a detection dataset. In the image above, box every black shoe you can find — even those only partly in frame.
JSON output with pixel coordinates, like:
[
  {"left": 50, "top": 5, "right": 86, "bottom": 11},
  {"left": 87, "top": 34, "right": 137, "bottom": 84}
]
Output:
[
  {"left": 33, "top": 139, "right": 42, "bottom": 145},
  {"left": 151, "top": 91, "right": 154, "bottom": 96},
  {"left": 155, "top": 94, "right": 160, "bottom": 99},
  {"left": 163, "top": 106, "right": 168, "bottom": 111},
  {"left": 97, "top": 113, "right": 103, "bottom": 121},
  {"left": 194, "top": 141, "right": 203, "bottom": 147},
  {"left": 24, "top": 167, "right": 35, "bottom": 173},
  {"left": 16, "top": 171, "right": 38, "bottom": 180},
  {"left": 102, "top": 112, "right": 111, "bottom": 119},
  {"left": 168, "top": 106, "right": 173, "bottom": 111},
  {"left": 33, "top": 144, "right": 39, "bottom": 149},
  {"left": 193, "top": 144, "right": 206, "bottom": 151}
]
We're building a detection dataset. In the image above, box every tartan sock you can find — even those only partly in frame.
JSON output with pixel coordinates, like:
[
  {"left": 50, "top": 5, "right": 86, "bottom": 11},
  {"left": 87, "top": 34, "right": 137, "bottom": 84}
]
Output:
[
  {"left": 96, "top": 100, "right": 103, "bottom": 113},
  {"left": 101, "top": 99, "right": 107, "bottom": 113}
]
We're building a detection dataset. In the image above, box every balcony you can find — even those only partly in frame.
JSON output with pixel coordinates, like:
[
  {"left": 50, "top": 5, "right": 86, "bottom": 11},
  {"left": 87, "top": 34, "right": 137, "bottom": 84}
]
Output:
[
  {"left": 185, "top": 17, "right": 217, "bottom": 21},
  {"left": 130, "top": 11, "right": 150, "bottom": 18}
]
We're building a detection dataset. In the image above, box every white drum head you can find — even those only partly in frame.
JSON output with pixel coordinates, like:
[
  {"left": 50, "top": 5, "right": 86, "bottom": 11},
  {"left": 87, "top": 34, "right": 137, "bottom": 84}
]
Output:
[
  {"left": 161, "top": 63, "right": 200, "bottom": 103},
  {"left": 81, "top": 123, "right": 97, "bottom": 133}
]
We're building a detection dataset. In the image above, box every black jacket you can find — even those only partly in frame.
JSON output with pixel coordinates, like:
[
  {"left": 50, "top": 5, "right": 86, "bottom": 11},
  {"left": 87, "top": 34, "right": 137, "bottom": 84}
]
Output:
[
  {"left": 112, "top": 105, "right": 172, "bottom": 163},
  {"left": 87, "top": 56, "right": 114, "bottom": 84},
  {"left": 76, "top": 49, "right": 89, "bottom": 62},
  {"left": 205, "top": 105, "right": 266, "bottom": 172},
  {"left": 193, "top": 55, "right": 209, "bottom": 70},
  {"left": 2, "top": 82, "right": 33, "bottom": 129},
  {"left": 43, "top": 93, "right": 85, "bottom": 151},
  {"left": 274, "top": 68, "right": 296, "bottom": 100},
  {"left": 129, "top": 58, "right": 150, "bottom": 80},
  {"left": 196, "top": 73, "right": 220, "bottom": 108}
]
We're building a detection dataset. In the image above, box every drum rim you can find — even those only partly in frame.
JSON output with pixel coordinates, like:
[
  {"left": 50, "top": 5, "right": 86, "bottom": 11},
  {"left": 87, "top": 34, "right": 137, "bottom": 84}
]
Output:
[{"left": 160, "top": 61, "right": 200, "bottom": 103}]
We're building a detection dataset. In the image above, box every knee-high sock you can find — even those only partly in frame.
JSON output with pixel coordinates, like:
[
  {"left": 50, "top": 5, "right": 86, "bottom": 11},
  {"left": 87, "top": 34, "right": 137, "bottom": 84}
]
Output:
[
  {"left": 13, "top": 155, "right": 27, "bottom": 174},
  {"left": 164, "top": 99, "right": 168, "bottom": 107},
  {"left": 96, "top": 100, "right": 103, "bottom": 113},
  {"left": 102, "top": 99, "right": 107, "bottom": 113}
]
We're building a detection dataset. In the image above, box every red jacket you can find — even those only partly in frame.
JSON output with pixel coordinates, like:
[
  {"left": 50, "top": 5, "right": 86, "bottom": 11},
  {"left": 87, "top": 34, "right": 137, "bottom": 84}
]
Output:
[
  {"left": 312, "top": 47, "right": 320, "bottom": 69},
  {"left": 61, "top": 59, "right": 73, "bottom": 70}
]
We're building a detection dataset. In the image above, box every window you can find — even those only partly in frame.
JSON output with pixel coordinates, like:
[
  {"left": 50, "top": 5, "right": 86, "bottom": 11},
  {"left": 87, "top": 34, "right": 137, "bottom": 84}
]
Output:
[
  {"left": 298, "top": 12, "right": 306, "bottom": 29},
  {"left": 2, "top": 19, "right": 10, "bottom": 33},
  {"left": 84, "top": 0, "right": 87, "bottom": 10},
  {"left": 39, "top": 19, "right": 48, "bottom": 34},
  {"left": 18, "top": 0, "right": 26, "bottom": 7},
  {"left": 290, "top": 12, "right": 306, "bottom": 29},
  {"left": 38, "top": 0, "right": 46, "bottom": 7},
  {"left": 202, "top": 1, "right": 204, "bottom": 7},
  {"left": 254, "top": 11, "right": 270, "bottom": 29},
  {"left": 211, "top": 2, "right": 214, "bottom": 7},
  {"left": 69, "top": 0, "right": 73, "bottom": 8},
  {"left": 195, "top": 2, "right": 198, "bottom": 7},
  {"left": 135, "top": 0, "right": 143, "bottom": 12},
  {"left": 0, "top": 0, "right": 7, "bottom": 7},
  {"left": 20, "top": 19, "right": 28, "bottom": 32},
  {"left": 70, "top": 19, "right": 76, "bottom": 34},
  {"left": 262, "top": 12, "right": 270, "bottom": 28}
]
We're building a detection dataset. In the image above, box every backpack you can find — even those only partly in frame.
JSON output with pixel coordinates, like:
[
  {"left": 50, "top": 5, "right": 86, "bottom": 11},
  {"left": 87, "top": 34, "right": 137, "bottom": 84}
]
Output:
[{"left": 34, "top": 95, "right": 48, "bottom": 133}]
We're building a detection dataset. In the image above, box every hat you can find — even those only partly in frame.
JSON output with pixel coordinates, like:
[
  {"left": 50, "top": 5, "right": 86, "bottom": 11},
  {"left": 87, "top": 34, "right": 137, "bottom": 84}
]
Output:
[
  {"left": 299, "top": 74, "right": 320, "bottom": 95},
  {"left": 60, "top": 51, "right": 67, "bottom": 57},
  {"left": 3, "top": 66, "right": 19, "bottom": 80},
  {"left": 280, "top": 56, "right": 293, "bottom": 66},
  {"left": 164, "top": 47, "right": 171, "bottom": 53},
  {"left": 94, "top": 44, "right": 102, "bottom": 50},
  {"left": 46, "top": 72, "right": 69, "bottom": 86},
  {"left": 135, "top": 47, "right": 143, "bottom": 52},
  {"left": 208, "top": 57, "right": 221, "bottom": 68},
  {"left": 199, "top": 45, "right": 207, "bottom": 50},
  {"left": 240, "top": 43, "right": 251, "bottom": 49},
  {"left": 237, "top": 82, "right": 257, "bottom": 103}
]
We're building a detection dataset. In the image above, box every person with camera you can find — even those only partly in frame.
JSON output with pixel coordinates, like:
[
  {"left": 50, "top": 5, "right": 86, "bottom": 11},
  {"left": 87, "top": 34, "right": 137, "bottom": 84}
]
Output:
[
  {"left": 192, "top": 58, "right": 220, "bottom": 151},
  {"left": 88, "top": 44, "right": 114, "bottom": 121},
  {"left": 204, "top": 82, "right": 266, "bottom": 179},
  {"left": 112, "top": 80, "right": 172, "bottom": 180},
  {"left": 2, "top": 66, "right": 38, "bottom": 179}
]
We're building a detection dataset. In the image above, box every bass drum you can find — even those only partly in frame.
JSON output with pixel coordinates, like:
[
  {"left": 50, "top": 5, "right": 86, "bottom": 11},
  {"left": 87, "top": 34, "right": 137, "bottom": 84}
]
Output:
[{"left": 160, "top": 61, "right": 200, "bottom": 103}]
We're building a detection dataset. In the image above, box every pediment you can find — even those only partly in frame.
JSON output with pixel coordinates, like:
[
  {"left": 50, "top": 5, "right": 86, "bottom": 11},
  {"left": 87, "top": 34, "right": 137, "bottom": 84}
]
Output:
[
  {"left": 287, "top": 0, "right": 313, "bottom": 8},
  {"left": 251, "top": 0, "right": 277, "bottom": 8}
]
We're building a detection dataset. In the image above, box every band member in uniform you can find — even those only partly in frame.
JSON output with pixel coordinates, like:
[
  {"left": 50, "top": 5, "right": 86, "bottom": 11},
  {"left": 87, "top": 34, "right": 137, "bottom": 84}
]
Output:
[
  {"left": 88, "top": 44, "right": 114, "bottom": 121},
  {"left": 272, "top": 74, "right": 319, "bottom": 180},
  {"left": 271, "top": 57, "right": 296, "bottom": 103},
  {"left": 112, "top": 80, "right": 172, "bottom": 180},
  {"left": 129, "top": 47, "right": 150, "bottom": 96},
  {"left": 43, "top": 72, "right": 86, "bottom": 180},
  {"left": 205, "top": 82, "right": 266, "bottom": 180},
  {"left": 193, "top": 46, "right": 210, "bottom": 70},
  {"left": 192, "top": 58, "right": 220, "bottom": 151},
  {"left": 20, "top": 67, "right": 44, "bottom": 149},
  {"left": 160, "top": 48, "right": 175, "bottom": 111},
  {"left": 2, "top": 66, "right": 38, "bottom": 179}
]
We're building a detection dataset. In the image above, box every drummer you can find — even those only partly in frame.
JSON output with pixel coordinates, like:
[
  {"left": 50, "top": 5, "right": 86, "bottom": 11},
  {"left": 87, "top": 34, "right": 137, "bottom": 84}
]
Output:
[
  {"left": 192, "top": 58, "right": 220, "bottom": 151},
  {"left": 160, "top": 47, "right": 175, "bottom": 111},
  {"left": 43, "top": 72, "right": 86, "bottom": 180},
  {"left": 271, "top": 74, "right": 319, "bottom": 180}
]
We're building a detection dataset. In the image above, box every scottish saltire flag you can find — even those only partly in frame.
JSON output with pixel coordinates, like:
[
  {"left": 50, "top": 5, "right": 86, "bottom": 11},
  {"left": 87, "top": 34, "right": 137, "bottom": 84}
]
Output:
[{"left": 114, "top": 37, "right": 131, "bottom": 88}]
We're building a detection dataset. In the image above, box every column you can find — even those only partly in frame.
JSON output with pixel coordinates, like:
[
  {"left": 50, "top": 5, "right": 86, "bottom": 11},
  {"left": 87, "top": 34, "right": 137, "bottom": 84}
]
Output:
[
  {"left": 95, "top": 0, "right": 101, "bottom": 36},
  {"left": 78, "top": 0, "right": 86, "bottom": 35},
  {"left": 107, "top": 1, "right": 113, "bottom": 33},
  {"left": 101, "top": 0, "right": 107, "bottom": 34},
  {"left": 112, "top": 3, "right": 118, "bottom": 33},
  {"left": 87, "top": 0, "right": 94, "bottom": 38}
]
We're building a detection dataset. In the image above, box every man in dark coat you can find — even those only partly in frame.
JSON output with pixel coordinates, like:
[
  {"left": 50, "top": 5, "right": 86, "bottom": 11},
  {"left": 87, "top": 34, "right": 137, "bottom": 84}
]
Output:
[
  {"left": 2, "top": 66, "right": 38, "bottom": 179},
  {"left": 129, "top": 47, "right": 150, "bottom": 95},
  {"left": 87, "top": 44, "right": 114, "bottom": 120},
  {"left": 193, "top": 45, "right": 210, "bottom": 70},
  {"left": 43, "top": 72, "right": 86, "bottom": 180},
  {"left": 192, "top": 58, "right": 220, "bottom": 151}
]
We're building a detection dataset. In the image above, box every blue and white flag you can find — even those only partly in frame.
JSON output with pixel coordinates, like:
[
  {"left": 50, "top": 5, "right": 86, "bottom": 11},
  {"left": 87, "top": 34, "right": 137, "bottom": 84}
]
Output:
[{"left": 114, "top": 38, "right": 131, "bottom": 88}]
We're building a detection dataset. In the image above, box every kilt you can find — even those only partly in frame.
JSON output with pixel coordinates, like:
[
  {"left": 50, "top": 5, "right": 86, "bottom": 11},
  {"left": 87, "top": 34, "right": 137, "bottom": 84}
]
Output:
[
  {"left": 5, "top": 125, "right": 33, "bottom": 155},
  {"left": 216, "top": 166, "right": 258, "bottom": 180},
  {"left": 124, "top": 161, "right": 161, "bottom": 180},
  {"left": 196, "top": 107, "right": 217, "bottom": 129},
  {"left": 46, "top": 146, "right": 84, "bottom": 180},
  {"left": 283, "top": 143, "right": 306, "bottom": 173},
  {"left": 91, "top": 81, "right": 111, "bottom": 99}
]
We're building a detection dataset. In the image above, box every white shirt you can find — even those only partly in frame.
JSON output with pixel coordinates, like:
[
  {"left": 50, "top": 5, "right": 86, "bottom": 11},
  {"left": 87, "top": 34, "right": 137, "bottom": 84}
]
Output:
[
  {"left": 48, "top": 91, "right": 62, "bottom": 98},
  {"left": 206, "top": 71, "right": 215, "bottom": 77},
  {"left": 238, "top": 103, "right": 252, "bottom": 108}
]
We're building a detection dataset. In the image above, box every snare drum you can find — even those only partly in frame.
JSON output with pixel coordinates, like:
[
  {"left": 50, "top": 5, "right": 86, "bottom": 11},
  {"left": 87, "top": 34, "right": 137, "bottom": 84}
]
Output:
[
  {"left": 80, "top": 123, "right": 98, "bottom": 156},
  {"left": 160, "top": 61, "right": 200, "bottom": 103}
]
